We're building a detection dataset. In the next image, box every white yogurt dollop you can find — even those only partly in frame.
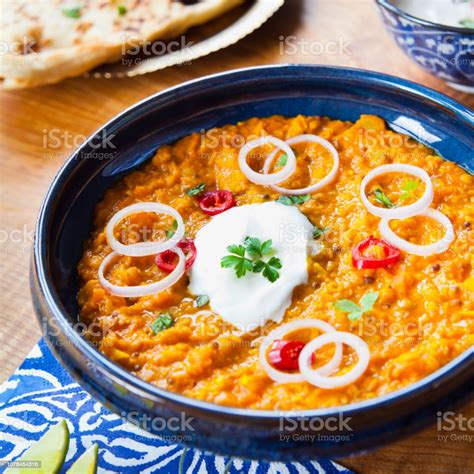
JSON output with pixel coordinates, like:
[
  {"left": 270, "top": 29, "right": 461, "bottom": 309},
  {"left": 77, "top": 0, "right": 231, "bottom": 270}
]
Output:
[{"left": 188, "top": 202, "right": 314, "bottom": 330}]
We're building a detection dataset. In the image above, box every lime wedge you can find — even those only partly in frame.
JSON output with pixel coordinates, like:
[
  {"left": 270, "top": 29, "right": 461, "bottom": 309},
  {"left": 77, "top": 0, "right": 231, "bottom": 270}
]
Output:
[
  {"left": 5, "top": 419, "right": 70, "bottom": 474},
  {"left": 66, "top": 444, "right": 99, "bottom": 474}
]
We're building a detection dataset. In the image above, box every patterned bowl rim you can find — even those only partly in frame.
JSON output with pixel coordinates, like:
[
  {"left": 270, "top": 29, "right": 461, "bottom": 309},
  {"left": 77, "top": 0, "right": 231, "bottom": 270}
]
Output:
[
  {"left": 34, "top": 64, "right": 474, "bottom": 420},
  {"left": 376, "top": 0, "right": 474, "bottom": 34}
]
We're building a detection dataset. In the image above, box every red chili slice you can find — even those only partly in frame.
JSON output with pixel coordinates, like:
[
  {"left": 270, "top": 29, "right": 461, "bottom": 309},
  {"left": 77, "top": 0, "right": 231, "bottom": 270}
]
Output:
[
  {"left": 352, "top": 236, "right": 401, "bottom": 269},
  {"left": 155, "top": 239, "right": 196, "bottom": 273},
  {"left": 268, "top": 339, "right": 306, "bottom": 371},
  {"left": 199, "top": 190, "right": 235, "bottom": 216}
]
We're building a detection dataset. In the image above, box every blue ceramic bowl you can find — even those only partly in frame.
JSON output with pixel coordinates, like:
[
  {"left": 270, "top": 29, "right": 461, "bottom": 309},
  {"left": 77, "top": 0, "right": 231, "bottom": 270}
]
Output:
[
  {"left": 31, "top": 65, "right": 474, "bottom": 461},
  {"left": 376, "top": 0, "right": 474, "bottom": 93}
]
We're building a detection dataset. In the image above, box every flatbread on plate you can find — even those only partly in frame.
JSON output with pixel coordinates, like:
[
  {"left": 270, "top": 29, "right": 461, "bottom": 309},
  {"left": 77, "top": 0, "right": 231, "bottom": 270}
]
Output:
[{"left": 0, "top": 0, "right": 243, "bottom": 89}]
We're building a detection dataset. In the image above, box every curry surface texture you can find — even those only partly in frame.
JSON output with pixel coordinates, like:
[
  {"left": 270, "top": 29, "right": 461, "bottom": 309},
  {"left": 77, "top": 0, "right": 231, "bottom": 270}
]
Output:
[{"left": 78, "top": 115, "right": 474, "bottom": 410}]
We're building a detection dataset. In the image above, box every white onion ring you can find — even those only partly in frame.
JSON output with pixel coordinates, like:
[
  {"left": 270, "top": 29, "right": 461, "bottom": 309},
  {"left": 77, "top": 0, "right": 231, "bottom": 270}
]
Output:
[
  {"left": 259, "top": 319, "right": 343, "bottom": 384},
  {"left": 379, "top": 208, "right": 455, "bottom": 257},
  {"left": 98, "top": 248, "right": 186, "bottom": 297},
  {"left": 360, "top": 164, "right": 433, "bottom": 219},
  {"left": 263, "top": 134, "right": 340, "bottom": 195},
  {"left": 238, "top": 136, "right": 296, "bottom": 185},
  {"left": 299, "top": 331, "right": 370, "bottom": 389},
  {"left": 106, "top": 203, "right": 185, "bottom": 257}
]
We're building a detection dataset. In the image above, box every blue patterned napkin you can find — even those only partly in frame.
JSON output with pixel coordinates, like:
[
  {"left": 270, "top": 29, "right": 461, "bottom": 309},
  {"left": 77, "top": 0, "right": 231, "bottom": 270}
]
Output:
[{"left": 0, "top": 340, "right": 352, "bottom": 473}]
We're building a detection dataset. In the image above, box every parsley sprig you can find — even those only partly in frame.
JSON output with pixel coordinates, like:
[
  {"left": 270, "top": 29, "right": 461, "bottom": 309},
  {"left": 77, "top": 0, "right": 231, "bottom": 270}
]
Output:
[
  {"left": 333, "top": 291, "right": 379, "bottom": 321},
  {"left": 220, "top": 236, "right": 282, "bottom": 282},
  {"left": 221, "top": 243, "right": 251, "bottom": 277}
]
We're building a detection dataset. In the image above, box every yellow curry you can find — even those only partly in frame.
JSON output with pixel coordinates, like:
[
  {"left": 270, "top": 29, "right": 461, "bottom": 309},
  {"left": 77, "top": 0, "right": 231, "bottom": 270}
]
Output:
[{"left": 78, "top": 115, "right": 473, "bottom": 410}]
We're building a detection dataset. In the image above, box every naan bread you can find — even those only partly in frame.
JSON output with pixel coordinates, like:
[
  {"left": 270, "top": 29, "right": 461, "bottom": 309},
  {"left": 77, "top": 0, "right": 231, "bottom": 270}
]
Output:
[{"left": 0, "top": 0, "right": 243, "bottom": 89}]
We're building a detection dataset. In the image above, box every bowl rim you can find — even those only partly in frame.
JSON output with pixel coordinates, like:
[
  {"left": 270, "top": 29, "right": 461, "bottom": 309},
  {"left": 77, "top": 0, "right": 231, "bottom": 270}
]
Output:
[
  {"left": 34, "top": 64, "right": 474, "bottom": 421},
  {"left": 376, "top": 0, "right": 474, "bottom": 34}
]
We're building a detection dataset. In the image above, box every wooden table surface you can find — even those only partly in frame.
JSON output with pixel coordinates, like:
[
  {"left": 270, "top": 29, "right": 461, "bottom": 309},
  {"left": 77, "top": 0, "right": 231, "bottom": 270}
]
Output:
[{"left": 0, "top": 0, "right": 472, "bottom": 472}]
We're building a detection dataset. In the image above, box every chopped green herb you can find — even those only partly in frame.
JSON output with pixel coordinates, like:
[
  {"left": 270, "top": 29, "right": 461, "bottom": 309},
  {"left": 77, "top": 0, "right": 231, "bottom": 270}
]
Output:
[
  {"left": 276, "top": 153, "right": 288, "bottom": 167},
  {"left": 360, "top": 291, "right": 379, "bottom": 310},
  {"left": 117, "top": 4, "right": 127, "bottom": 15},
  {"left": 333, "top": 291, "right": 379, "bottom": 321},
  {"left": 221, "top": 236, "right": 281, "bottom": 282},
  {"left": 186, "top": 183, "right": 205, "bottom": 196},
  {"left": 372, "top": 188, "right": 395, "bottom": 209},
  {"left": 166, "top": 219, "right": 178, "bottom": 238},
  {"left": 399, "top": 179, "right": 420, "bottom": 201},
  {"left": 459, "top": 18, "right": 474, "bottom": 28},
  {"left": 151, "top": 312, "right": 174, "bottom": 333},
  {"left": 276, "top": 194, "right": 311, "bottom": 206},
  {"left": 334, "top": 299, "right": 362, "bottom": 320},
  {"left": 62, "top": 7, "right": 82, "bottom": 18},
  {"left": 334, "top": 299, "right": 361, "bottom": 313},
  {"left": 312, "top": 225, "right": 329, "bottom": 239},
  {"left": 194, "top": 295, "right": 210, "bottom": 307},
  {"left": 277, "top": 196, "right": 294, "bottom": 206}
]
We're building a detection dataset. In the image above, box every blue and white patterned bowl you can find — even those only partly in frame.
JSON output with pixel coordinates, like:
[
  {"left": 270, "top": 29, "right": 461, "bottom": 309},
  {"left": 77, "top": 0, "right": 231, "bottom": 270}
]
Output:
[
  {"left": 376, "top": 0, "right": 474, "bottom": 93},
  {"left": 31, "top": 65, "right": 474, "bottom": 462}
]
